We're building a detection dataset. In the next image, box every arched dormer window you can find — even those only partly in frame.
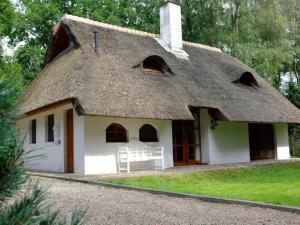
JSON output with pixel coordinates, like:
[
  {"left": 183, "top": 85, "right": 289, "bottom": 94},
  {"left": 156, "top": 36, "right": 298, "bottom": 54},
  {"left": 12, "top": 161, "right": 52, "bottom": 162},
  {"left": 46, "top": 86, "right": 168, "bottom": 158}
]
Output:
[
  {"left": 139, "top": 124, "right": 158, "bottom": 142},
  {"left": 106, "top": 123, "right": 128, "bottom": 143},
  {"left": 234, "top": 72, "right": 258, "bottom": 87},
  {"left": 45, "top": 23, "right": 79, "bottom": 65},
  {"left": 133, "top": 55, "right": 173, "bottom": 74}
]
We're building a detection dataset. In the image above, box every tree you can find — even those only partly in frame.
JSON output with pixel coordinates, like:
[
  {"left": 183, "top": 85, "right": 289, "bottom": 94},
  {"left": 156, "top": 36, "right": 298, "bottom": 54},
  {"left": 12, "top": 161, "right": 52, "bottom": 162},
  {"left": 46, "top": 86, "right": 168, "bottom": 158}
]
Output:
[
  {"left": 0, "top": 0, "right": 15, "bottom": 37},
  {"left": 0, "top": 1, "right": 85, "bottom": 224},
  {"left": 14, "top": 44, "right": 45, "bottom": 85},
  {"left": 283, "top": 80, "right": 300, "bottom": 155},
  {"left": 0, "top": 68, "right": 85, "bottom": 224}
]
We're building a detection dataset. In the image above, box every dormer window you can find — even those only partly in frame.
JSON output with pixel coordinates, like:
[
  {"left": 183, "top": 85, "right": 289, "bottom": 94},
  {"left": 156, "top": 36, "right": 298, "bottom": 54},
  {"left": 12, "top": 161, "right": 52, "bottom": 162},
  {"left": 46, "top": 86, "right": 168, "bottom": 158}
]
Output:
[
  {"left": 133, "top": 55, "right": 173, "bottom": 74},
  {"left": 234, "top": 72, "right": 258, "bottom": 87},
  {"left": 45, "top": 23, "right": 79, "bottom": 65}
]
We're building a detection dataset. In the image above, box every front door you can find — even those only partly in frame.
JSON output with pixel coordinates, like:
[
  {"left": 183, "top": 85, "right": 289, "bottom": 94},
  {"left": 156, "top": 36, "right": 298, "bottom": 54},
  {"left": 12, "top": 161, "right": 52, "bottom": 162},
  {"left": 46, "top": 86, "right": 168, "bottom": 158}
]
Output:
[
  {"left": 249, "top": 124, "right": 275, "bottom": 160},
  {"left": 172, "top": 117, "right": 201, "bottom": 166},
  {"left": 66, "top": 109, "right": 74, "bottom": 173}
]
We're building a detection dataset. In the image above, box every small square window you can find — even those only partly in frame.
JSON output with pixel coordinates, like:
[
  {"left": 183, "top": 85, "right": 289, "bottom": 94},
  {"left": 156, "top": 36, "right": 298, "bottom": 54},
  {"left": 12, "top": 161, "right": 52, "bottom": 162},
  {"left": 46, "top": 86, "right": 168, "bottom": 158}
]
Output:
[
  {"left": 29, "top": 119, "right": 36, "bottom": 144},
  {"left": 46, "top": 114, "right": 54, "bottom": 142}
]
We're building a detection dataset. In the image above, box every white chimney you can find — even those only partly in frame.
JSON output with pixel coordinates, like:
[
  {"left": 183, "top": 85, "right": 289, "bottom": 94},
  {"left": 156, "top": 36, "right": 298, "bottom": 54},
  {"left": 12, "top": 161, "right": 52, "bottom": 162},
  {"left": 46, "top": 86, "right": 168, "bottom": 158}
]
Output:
[{"left": 160, "top": 1, "right": 183, "bottom": 52}]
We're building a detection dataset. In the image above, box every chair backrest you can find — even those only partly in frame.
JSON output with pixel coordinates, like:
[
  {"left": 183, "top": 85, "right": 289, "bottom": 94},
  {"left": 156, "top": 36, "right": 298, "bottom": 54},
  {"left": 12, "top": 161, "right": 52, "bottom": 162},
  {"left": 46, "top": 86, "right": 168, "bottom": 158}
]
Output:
[{"left": 117, "top": 144, "right": 163, "bottom": 162}]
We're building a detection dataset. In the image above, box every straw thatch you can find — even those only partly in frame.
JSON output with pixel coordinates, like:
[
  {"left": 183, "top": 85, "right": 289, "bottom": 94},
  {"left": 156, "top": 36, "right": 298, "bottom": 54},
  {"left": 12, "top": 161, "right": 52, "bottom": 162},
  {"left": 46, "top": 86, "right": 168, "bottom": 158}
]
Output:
[{"left": 19, "top": 14, "right": 300, "bottom": 123}]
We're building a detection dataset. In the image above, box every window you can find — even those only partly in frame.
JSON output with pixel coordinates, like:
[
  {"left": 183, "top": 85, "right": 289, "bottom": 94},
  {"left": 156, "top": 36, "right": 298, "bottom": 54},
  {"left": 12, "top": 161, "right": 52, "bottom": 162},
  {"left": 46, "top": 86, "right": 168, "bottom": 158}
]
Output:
[
  {"left": 139, "top": 124, "right": 158, "bottom": 142},
  {"left": 29, "top": 119, "right": 36, "bottom": 144},
  {"left": 46, "top": 114, "right": 54, "bottom": 142},
  {"left": 133, "top": 55, "right": 173, "bottom": 74},
  {"left": 234, "top": 72, "right": 258, "bottom": 87},
  {"left": 106, "top": 123, "right": 128, "bottom": 143},
  {"left": 45, "top": 23, "right": 77, "bottom": 64}
]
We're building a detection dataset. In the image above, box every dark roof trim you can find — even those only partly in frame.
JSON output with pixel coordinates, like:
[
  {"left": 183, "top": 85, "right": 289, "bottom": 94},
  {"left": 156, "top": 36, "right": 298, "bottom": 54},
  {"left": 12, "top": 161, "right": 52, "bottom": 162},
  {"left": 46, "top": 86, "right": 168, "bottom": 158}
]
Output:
[
  {"left": 208, "top": 108, "right": 230, "bottom": 121},
  {"left": 19, "top": 98, "right": 80, "bottom": 118},
  {"left": 188, "top": 106, "right": 231, "bottom": 121}
]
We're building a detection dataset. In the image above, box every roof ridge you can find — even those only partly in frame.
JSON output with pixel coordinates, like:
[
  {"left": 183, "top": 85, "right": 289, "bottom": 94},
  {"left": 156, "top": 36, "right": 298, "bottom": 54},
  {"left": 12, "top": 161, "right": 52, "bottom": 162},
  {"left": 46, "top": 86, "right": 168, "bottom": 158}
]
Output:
[
  {"left": 62, "top": 14, "right": 221, "bottom": 53},
  {"left": 63, "top": 14, "right": 157, "bottom": 38},
  {"left": 183, "top": 41, "right": 221, "bottom": 52}
]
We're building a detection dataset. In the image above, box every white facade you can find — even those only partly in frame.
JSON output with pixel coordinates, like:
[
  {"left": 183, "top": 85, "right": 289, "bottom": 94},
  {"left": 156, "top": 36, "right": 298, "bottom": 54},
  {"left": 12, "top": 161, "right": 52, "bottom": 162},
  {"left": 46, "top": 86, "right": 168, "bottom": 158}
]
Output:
[
  {"left": 16, "top": 105, "right": 290, "bottom": 175},
  {"left": 16, "top": 105, "right": 173, "bottom": 175},
  {"left": 200, "top": 109, "right": 250, "bottom": 164},
  {"left": 73, "top": 111, "right": 85, "bottom": 174},
  {"left": 275, "top": 123, "right": 290, "bottom": 160},
  {"left": 16, "top": 104, "right": 73, "bottom": 173}
]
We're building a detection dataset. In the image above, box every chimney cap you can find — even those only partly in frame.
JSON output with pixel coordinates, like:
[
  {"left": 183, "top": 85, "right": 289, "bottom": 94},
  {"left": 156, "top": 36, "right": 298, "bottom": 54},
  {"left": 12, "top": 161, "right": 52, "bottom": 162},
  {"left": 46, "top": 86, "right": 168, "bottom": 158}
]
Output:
[{"left": 160, "top": 1, "right": 181, "bottom": 7}]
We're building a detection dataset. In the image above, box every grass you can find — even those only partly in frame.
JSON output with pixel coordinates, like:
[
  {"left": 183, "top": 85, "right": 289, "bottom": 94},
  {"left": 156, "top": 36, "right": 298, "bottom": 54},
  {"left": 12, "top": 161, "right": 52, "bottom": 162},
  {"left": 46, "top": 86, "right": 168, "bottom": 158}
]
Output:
[{"left": 101, "top": 162, "right": 300, "bottom": 207}]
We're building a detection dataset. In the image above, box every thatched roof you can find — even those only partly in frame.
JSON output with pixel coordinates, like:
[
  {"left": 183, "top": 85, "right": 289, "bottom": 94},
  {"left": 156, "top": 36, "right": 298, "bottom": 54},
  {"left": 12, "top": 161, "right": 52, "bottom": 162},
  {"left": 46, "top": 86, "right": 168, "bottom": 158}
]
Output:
[{"left": 19, "top": 14, "right": 300, "bottom": 123}]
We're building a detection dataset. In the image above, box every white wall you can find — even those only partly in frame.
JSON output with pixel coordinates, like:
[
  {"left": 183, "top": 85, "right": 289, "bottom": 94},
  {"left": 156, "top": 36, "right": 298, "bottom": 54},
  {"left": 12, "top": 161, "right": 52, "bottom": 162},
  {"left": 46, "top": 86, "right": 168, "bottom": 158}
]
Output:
[
  {"left": 84, "top": 116, "right": 173, "bottom": 174},
  {"left": 209, "top": 121, "right": 250, "bottom": 164},
  {"left": 73, "top": 112, "right": 85, "bottom": 174},
  {"left": 200, "top": 109, "right": 250, "bottom": 165},
  {"left": 275, "top": 123, "right": 290, "bottom": 160},
  {"left": 16, "top": 104, "right": 73, "bottom": 173},
  {"left": 200, "top": 109, "right": 210, "bottom": 164},
  {"left": 16, "top": 106, "right": 291, "bottom": 174}
]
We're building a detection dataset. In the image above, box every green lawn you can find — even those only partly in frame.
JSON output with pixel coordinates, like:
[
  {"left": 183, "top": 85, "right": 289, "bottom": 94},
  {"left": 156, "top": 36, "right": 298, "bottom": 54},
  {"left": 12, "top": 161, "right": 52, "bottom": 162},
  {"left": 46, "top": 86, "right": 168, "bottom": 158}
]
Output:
[{"left": 101, "top": 162, "right": 300, "bottom": 207}]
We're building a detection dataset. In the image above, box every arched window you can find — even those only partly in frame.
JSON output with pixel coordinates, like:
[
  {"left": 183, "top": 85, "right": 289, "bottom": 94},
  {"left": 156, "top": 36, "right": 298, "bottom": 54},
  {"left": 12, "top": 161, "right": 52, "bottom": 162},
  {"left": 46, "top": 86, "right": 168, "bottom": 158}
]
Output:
[
  {"left": 133, "top": 55, "right": 173, "bottom": 74},
  {"left": 240, "top": 72, "right": 258, "bottom": 87},
  {"left": 139, "top": 124, "right": 158, "bottom": 142},
  {"left": 143, "top": 55, "right": 173, "bottom": 74},
  {"left": 106, "top": 123, "right": 128, "bottom": 143},
  {"left": 234, "top": 72, "right": 258, "bottom": 87}
]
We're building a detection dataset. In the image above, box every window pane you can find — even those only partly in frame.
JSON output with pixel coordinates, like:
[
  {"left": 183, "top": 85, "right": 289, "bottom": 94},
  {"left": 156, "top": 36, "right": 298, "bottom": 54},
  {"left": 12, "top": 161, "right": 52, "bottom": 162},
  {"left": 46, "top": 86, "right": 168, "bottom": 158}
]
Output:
[
  {"left": 47, "top": 114, "right": 54, "bottom": 142},
  {"left": 139, "top": 124, "right": 158, "bottom": 142},
  {"left": 174, "top": 146, "right": 184, "bottom": 162},
  {"left": 188, "top": 145, "right": 195, "bottom": 160},
  {"left": 106, "top": 123, "right": 127, "bottom": 142},
  {"left": 30, "top": 119, "right": 36, "bottom": 144}
]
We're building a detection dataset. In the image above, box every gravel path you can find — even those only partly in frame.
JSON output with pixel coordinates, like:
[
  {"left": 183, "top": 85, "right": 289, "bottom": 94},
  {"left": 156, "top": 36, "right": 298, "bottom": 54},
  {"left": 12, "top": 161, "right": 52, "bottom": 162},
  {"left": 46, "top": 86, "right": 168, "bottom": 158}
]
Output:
[{"left": 40, "top": 177, "right": 300, "bottom": 225}]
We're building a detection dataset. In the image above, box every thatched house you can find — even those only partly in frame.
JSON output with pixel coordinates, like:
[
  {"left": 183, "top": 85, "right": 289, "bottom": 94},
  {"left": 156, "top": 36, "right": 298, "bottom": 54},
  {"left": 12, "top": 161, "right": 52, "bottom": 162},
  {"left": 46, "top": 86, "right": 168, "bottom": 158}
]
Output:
[{"left": 16, "top": 2, "right": 300, "bottom": 174}]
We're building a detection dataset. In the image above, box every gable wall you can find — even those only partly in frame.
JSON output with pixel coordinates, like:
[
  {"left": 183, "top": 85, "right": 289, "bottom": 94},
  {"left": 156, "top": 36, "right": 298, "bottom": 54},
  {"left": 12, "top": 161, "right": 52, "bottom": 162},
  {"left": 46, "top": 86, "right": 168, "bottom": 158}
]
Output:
[{"left": 16, "top": 104, "right": 73, "bottom": 172}]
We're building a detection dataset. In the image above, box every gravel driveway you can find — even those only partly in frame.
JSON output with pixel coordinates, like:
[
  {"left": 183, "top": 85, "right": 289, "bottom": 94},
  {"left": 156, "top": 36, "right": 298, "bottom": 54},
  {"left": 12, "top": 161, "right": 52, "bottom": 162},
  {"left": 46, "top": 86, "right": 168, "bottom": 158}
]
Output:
[{"left": 40, "top": 177, "right": 300, "bottom": 225}]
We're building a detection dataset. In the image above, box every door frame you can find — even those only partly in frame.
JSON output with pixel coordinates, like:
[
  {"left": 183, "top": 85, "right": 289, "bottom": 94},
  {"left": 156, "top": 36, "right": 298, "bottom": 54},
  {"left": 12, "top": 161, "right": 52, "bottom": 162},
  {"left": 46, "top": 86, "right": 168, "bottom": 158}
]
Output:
[
  {"left": 172, "top": 108, "right": 202, "bottom": 166},
  {"left": 248, "top": 123, "right": 276, "bottom": 161},
  {"left": 65, "top": 108, "right": 74, "bottom": 173}
]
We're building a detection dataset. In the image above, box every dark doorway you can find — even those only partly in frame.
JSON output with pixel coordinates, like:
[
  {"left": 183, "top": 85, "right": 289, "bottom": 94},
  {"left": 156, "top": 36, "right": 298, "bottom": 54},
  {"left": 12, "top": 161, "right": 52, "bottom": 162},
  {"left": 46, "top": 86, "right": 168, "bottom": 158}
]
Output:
[
  {"left": 66, "top": 109, "right": 74, "bottom": 173},
  {"left": 172, "top": 109, "right": 201, "bottom": 166},
  {"left": 249, "top": 124, "right": 275, "bottom": 160}
]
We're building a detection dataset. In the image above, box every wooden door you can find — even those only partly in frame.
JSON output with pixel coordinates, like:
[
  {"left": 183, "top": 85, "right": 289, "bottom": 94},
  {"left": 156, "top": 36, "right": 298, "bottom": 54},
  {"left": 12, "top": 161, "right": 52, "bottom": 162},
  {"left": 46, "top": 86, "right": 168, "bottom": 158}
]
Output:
[
  {"left": 66, "top": 109, "right": 74, "bottom": 173},
  {"left": 172, "top": 120, "right": 201, "bottom": 166},
  {"left": 249, "top": 124, "right": 275, "bottom": 160}
]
